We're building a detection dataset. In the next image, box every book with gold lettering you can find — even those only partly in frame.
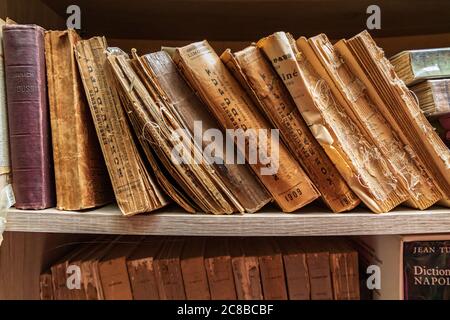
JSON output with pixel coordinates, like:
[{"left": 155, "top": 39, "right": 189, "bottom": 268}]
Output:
[
  {"left": 221, "top": 45, "right": 359, "bottom": 213},
  {"left": 75, "top": 37, "right": 168, "bottom": 215},
  {"left": 45, "top": 29, "right": 113, "bottom": 210},
  {"left": 173, "top": 41, "right": 319, "bottom": 213},
  {"left": 301, "top": 34, "right": 441, "bottom": 210},
  {"left": 338, "top": 31, "right": 450, "bottom": 199},
  {"left": 258, "top": 32, "right": 407, "bottom": 213}
]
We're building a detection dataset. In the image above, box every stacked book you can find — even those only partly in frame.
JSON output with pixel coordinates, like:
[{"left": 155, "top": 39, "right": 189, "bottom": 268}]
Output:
[
  {"left": 40, "top": 236, "right": 360, "bottom": 300},
  {"left": 1, "top": 18, "right": 449, "bottom": 215}
]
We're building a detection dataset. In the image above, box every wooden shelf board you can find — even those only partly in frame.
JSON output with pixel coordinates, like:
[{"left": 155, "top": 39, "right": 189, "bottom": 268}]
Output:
[{"left": 5, "top": 205, "right": 450, "bottom": 236}]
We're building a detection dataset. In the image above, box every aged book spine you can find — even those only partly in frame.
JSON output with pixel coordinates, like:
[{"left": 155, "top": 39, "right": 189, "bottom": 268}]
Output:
[
  {"left": 258, "top": 32, "right": 407, "bottom": 213},
  {"left": 180, "top": 238, "right": 211, "bottom": 300},
  {"left": 39, "top": 272, "right": 54, "bottom": 300},
  {"left": 412, "top": 79, "right": 450, "bottom": 117},
  {"left": 98, "top": 258, "right": 133, "bottom": 300},
  {"left": 221, "top": 46, "right": 359, "bottom": 213},
  {"left": 344, "top": 31, "right": 450, "bottom": 198},
  {"left": 45, "top": 30, "right": 113, "bottom": 211},
  {"left": 174, "top": 41, "right": 319, "bottom": 212},
  {"left": 75, "top": 37, "right": 168, "bottom": 215},
  {"left": 139, "top": 51, "right": 271, "bottom": 213},
  {"left": 328, "top": 242, "right": 360, "bottom": 300},
  {"left": 3, "top": 24, "right": 55, "bottom": 209},
  {"left": 306, "top": 251, "right": 333, "bottom": 300},
  {"left": 304, "top": 34, "right": 441, "bottom": 210}
]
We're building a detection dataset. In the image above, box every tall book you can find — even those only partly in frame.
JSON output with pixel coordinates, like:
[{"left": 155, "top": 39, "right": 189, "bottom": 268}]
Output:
[
  {"left": 154, "top": 238, "right": 186, "bottom": 300},
  {"left": 39, "top": 271, "right": 54, "bottom": 300},
  {"left": 411, "top": 79, "right": 450, "bottom": 117},
  {"left": 126, "top": 237, "right": 163, "bottom": 300},
  {"left": 174, "top": 41, "right": 320, "bottom": 213},
  {"left": 258, "top": 32, "right": 407, "bottom": 213},
  {"left": 338, "top": 31, "right": 450, "bottom": 198},
  {"left": 134, "top": 51, "right": 271, "bottom": 213},
  {"left": 75, "top": 37, "right": 168, "bottom": 215},
  {"left": 390, "top": 48, "right": 450, "bottom": 86},
  {"left": 180, "top": 237, "right": 211, "bottom": 300},
  {"left": 229, "top": 238, "right": 263, "bottom": 300},
  {"left": 221, "top": 45, "right": 359, "bottom": 213},
  {"left": 45, "top": 29, "right": 113, "bottom": 210},
  {"left": 3, "top": 24, "right": 55, "bottom": 209},
  {"left": 204, "top": 238, "right": 237, "bottom": 300},
  {"left": 301, "top": 34, "right": 441, "bottom": 210}
]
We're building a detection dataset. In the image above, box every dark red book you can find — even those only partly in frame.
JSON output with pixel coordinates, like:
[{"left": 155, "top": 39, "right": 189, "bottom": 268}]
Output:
[{"left": 3, "top": 24, "right": 55, "bottom": 209}]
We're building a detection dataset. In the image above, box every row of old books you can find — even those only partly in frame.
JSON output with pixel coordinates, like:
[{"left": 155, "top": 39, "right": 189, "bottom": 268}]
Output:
[
  {"left": 2, "top": 17, "right": 449, "bottom": 215},
  {"left": 40, "top": 236, "right": 360, "bottom": 300},
  {"left": 391, "top": 48, "right": 450, "bottom": 148}
]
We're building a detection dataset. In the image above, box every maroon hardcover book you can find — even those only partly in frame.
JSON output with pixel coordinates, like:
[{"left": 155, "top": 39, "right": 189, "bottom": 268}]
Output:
[{"left": 3, "top": 24, "right": 55, "bottom": 209}]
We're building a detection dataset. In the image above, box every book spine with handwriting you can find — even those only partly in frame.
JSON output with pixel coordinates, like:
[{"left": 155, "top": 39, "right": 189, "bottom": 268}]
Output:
[
  {"left": 39, "top": 272, "right": 54, "bottom": 300},
  {"left": 302, "top": 34, "right": 441, "bottom": 210},
  {"left": 45, "top": 29, "right": 113, "bottom": 211},
  {"left": 138, "top": 51, "right": 271, "bottom": 213},
  {"left": 75, "top": 37, "right": 168, "bottom": 215},
  {"left": 3, "top": 24, "right": 55, "bottom": 209},
  {"left": 173, "top": 40, "right": 319, "bottom": 212},
  {"left": 180, "top": 238, "right": 211, "bottom": 300},
  {"left": 341, "top": 31, "right": 450, "bottom": 198},
  {"left": 221, "top": 45, "right": 359, "bottom": 213},
  {"left": 258, "top": 32, "right": 407, "bottom": 213}
]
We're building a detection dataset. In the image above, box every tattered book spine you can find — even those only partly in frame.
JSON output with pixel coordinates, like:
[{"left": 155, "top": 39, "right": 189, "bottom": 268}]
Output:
[
  {"left": 174, "top": 41, "right": 319, "bottom": 212},
  {"left": 75, "top": 37, "right": 167, "bottom": 215},
  {"left": 45, "top": 30, "right": 113, "bottom": 210},
  {"left": 258, "top": 32, "right": 406, "bottom": 213},
  {"left": 221, "top": 45, "right": 359, "bottom": 213},
  {"left": 3, "top": 24, "right": 55, "bottom": 209}
]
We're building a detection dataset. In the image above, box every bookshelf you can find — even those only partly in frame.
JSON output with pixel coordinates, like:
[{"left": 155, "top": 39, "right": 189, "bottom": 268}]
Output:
[{"left": 5, "top": 205, "right": 450, "bottom": 236}]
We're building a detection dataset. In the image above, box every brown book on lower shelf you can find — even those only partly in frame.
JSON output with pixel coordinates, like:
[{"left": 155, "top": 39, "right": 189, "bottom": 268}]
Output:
[
  {"left": 75, "top": 36, "right": 168, "bottom": 215},
  {"left": 180, "top": 237, "right": 211, "bottom": 300},
  {"left": 154, "top": 238, "right": 186, "bottom": 300},
  {"left": 249, "top": 238, "right": 288, "bottom": 300},
  {"left": 296, "top": 238, "right": 333, "bottom": 300},
  {"left": 204, "top": 238, "right": 237, "bottom": 300},
  {"left": 98, "top": 236, "right": 143, "bottom": 300},
  {"left": 221, "top": 45, "right": 359, "bottom": 213},
  {"left": 174, "top": 41, "right": 320, "bottom": 213},
  {"left": 277, "top": 238, "right": 310, "bottom": 300},
  {"left": 230, "top": 238, "right": 263, "bottom": 300},
  {"left": 44, "top": 29, "right": 113, "bottom": 211},
  {"left": 126, "top": 237, "right": 163, "bottom": 300},
  {"left": 39, "top": 271, "right": 54, "bottom": 300}
]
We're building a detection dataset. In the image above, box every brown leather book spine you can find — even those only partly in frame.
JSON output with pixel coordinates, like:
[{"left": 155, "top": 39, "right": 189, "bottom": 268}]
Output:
[
  {"left": 98, "top": 256, "right": 133, "bottom": 300},
  {"left": 44, "top": 30, "right": 113, "bottom": 210},
  {"left": 39, "top": 272, "right": 54, "bottom": 300},
  {"left": 180, "top": 238, "right": 211, "bottom": 300},
  {"left": 303, "top": 243, "right": 333, "bottom": 300},
  {"left": 204, "top": 238, "right": 237, "bottom": 300},
  {"left": 3, "top": 24, "right": 55, "bottom": 209},
  {"left": 222, "top": 46, "right": 359, "bottom": 213},
  {"left": 330, "top": 249, "right": 360, "bottom": 300},
  {"left": 174, "top": 41, "right": 319, "bottom": 212}
]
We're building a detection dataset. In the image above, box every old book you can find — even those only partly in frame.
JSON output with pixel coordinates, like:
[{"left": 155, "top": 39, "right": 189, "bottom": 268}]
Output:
[
  {"left": 303, "top": 34, "right": 441, "bottom": 210},
  {"left": 75, "top": 37, "right": 168, "bottom": 215},
  {"left": 411, "top": 79, "right": 450, "bottom": 117},
  {"left": 204, "top": 238, "right": 237, "bottom": 300},
  {"left": 296, "top": 238, "right": 333, "bottom": 300},
  {"left": 126, "top": 237, "right": 163, "bottom": 300},
  {"left": 229, "top": 238, "right": 263, "bottom": 300},
  {"left": 221, "top": 46, "right": 359, "bottom": 213},
  {"left": 3, "top": 24, "right": 55, "bottom": 209},
  {"left": 135, "top": 51, "right": 271, "bottom": 213},
  {"left": 108, "top": 50, "right": 239, "bottom": 214},
  {"left": 258, "top": 32, "right": 407, "bottom": 213},
  {"left": 44, "top": 30, "right": 113, "bottom": 211},
  {"left": 98, "top": 236, "right": 143, "bottom": 300},
  {"left": 180, "top": 237, "right": 211, "bottom": 300},
  {"left": 339, "top": 31, "right": 450, "bottom": 198},
  {"left": 249, "top": 238, "right": 288, "bottom": 300},
  {"left": 39, "top": 271, "right": 54, "bottom": 300},
  {"left": 154, "top": 238, "right": 186, "bottom": 300},
  {"left": 277, "top": 238, "right": 310, "bottom": 300},
  {"left": 390, "top": 48, "right": 450, "bottom": 86},
  {"left": 174, "top": 41, "right": 320, "bottom": 213}
]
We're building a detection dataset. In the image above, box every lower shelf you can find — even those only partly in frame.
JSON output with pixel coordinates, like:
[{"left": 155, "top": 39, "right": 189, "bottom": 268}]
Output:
[{"left": 4, "top": 204, "right": 450, "bottom": 236}]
